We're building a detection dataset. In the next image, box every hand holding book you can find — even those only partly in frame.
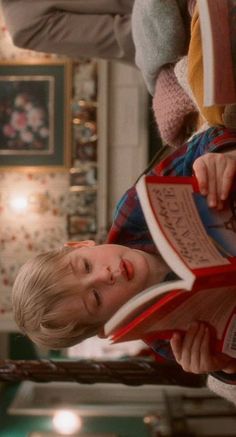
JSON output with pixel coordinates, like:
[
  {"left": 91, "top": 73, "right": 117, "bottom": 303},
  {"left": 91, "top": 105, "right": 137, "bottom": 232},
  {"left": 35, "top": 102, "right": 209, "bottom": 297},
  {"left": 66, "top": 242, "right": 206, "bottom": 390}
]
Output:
[
  {"left": 104, "top": 168, "right": 236, "bottom": 360},
  {"left": 193, "top": 152, "right": 236, "bottom": 210},
  {"left": 170, "top": 321, "right": 236, "bottom": 374}
]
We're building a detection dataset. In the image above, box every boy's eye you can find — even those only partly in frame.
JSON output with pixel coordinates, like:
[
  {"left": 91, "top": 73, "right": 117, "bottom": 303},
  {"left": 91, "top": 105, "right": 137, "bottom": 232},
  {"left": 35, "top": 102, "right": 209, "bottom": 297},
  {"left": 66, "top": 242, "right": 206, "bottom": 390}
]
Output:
[
  {"left": 92, "top": 289, "right": 101, "bottom": 307},
  {"left": 84, "top": 259, "right": 91, "bottom": 273},
  {"left": 86, "top": 289, "right": 102, "bottom": 315}
]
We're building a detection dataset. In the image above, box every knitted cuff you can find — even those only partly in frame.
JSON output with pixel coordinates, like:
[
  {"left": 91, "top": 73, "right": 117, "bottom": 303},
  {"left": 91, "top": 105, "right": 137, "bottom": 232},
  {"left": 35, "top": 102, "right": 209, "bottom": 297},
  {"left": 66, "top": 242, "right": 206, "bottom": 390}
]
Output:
[
  {"left": 207, "top": 375, "right": 236, "bottom": 405},
  {"left": 152, "top": 65, "right": 197, "bottom": 147}
]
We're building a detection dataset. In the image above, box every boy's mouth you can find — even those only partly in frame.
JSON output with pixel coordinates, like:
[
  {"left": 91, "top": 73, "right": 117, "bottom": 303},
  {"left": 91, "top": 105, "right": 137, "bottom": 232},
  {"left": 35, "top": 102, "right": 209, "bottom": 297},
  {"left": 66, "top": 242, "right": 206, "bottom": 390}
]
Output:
[{"left": 121, "top": 259, "right": 134, "bottom": 281}]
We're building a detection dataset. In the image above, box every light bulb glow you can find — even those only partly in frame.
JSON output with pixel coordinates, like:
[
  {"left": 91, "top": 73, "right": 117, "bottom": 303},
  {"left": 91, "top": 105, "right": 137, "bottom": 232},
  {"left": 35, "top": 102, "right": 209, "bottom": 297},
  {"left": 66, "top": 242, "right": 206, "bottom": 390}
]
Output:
[
  {"left": 9, "top": 196, "right": 28, "bottom": 212},
  {"left": 52, "top": 410, "right": 82, "bottom": 435}
]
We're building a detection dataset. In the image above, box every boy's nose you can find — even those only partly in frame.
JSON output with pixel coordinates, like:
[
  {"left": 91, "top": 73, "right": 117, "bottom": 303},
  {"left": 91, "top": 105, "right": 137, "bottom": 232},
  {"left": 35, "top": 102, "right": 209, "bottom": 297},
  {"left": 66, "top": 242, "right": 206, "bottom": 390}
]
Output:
[{"left": 96, "top": 266, "right": 115, "bottom": 285}]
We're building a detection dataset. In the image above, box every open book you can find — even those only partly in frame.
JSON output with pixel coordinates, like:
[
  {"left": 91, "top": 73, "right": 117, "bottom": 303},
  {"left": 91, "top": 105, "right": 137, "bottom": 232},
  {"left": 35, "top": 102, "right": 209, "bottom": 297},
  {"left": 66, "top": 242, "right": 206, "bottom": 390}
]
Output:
[
  {"left": 104, "top": 175, "right": 236, "bottom": 359},
  {"left": 198, "top": 0, "right": 236, "bottom": 106}
]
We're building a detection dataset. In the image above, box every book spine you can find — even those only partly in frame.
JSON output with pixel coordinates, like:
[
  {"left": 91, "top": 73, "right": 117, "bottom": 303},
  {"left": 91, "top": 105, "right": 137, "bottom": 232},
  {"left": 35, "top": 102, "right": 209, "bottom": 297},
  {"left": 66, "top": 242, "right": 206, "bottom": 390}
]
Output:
[{"left": 199, "top": 0, "right": 236, "bottom": 105}]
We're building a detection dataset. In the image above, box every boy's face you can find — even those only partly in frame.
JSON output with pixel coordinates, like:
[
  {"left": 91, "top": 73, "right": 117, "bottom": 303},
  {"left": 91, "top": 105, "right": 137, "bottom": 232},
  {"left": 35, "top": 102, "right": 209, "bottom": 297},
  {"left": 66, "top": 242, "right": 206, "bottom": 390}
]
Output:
[{"left": 63, "top": 242, "right": 159, "bottom": 331}]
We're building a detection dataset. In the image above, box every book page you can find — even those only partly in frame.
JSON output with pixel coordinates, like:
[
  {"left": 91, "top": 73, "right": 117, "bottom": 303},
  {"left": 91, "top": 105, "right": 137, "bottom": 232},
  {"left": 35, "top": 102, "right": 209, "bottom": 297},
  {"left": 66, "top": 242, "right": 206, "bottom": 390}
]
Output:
[
  {"left": 147, "top": 183, "right": 229, "bottom": 270},
  {"left": 148, "top": 287, "right": 236, "bottom": 340},
  {"left": 104, "top": 279, "right": 186, "bottom": 336},
  {"left": 115, "top": 287, "right": 236, "bottom": 345}
]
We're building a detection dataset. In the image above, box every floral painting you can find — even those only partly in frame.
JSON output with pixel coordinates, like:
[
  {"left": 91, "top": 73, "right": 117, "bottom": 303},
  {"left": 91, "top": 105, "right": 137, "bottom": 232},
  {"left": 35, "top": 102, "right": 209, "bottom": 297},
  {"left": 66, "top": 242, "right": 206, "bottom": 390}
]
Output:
[
  {"left": 0, "top": 77, "right": 52, "bottom": 154},
  {"left": 0, "top": 60, "right": 72, "bottom": 169}
]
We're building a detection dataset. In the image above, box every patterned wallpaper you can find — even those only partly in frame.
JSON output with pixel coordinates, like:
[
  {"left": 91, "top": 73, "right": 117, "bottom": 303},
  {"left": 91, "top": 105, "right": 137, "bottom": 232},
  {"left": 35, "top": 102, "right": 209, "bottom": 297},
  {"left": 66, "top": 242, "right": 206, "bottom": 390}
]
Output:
[{"left": 0, "top": 171, "right": 70, "bottom": 318}]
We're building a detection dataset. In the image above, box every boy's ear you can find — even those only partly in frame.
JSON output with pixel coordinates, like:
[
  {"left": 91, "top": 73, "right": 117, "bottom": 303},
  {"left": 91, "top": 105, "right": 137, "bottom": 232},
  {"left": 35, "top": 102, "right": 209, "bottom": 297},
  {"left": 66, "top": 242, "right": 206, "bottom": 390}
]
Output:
[{"left": 64, "top": 240, "right": 96, "bottom": 248}]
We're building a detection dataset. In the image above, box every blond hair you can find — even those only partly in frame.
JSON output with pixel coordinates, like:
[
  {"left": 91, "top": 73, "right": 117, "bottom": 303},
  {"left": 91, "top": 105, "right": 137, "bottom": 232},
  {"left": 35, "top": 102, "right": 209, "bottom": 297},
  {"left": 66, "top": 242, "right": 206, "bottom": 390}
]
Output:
[{"left": 12, "top": 247, "right": 100, "bottom": 349}]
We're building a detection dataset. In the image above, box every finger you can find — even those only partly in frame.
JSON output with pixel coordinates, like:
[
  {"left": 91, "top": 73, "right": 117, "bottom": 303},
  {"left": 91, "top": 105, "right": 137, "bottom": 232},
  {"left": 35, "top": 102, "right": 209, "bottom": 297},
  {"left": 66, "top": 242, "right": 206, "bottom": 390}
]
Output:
[
  {"left": 205, "top": 157, "right": 217, "bottom": 208},
  {"left": 220, "top": 159, "right": 236, "bottom": 201},
  {"left": 193, "top": 159, "right": 208, "bottom": 196},
  {"left": 215, "top": 166, "right": 225, "bottom": 209},
  {"left": 170, "top": 332, "right": 183, "bottom": 362},
  {"left": 180, "top": 322, "right": 199, "bottom": 370},
  {"left": 213, "top": 155, "right": 227, "bottom": 209},
  {"left": 198, "top": 326, "right": 212, "bottom": 372},
  {"left": 189, "top": 323, "right": 206, "bottom": 373}
]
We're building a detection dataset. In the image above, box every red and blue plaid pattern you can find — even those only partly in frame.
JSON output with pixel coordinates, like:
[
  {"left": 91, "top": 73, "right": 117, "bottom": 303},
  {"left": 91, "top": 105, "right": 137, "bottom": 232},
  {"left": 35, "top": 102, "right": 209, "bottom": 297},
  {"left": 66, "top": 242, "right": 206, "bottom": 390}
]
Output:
[{"left": 107, "top": 126, "right": 236, "bottom": 383}]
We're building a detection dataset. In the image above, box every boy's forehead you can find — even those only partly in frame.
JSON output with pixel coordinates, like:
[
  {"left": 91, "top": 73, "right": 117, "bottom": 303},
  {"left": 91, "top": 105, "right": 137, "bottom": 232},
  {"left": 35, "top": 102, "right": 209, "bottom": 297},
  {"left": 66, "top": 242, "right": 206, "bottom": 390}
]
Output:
[
  {"left": 56, "top": 250, "right": 79, "bottom": 278},
  {"left": 67, "top": 243, "right": 125, "bottom": 265},
  {"left": 69, "top": 244, "right": 103, "bottom": 257},
  {"left": 65, "top": 251, "right": 78, "bottom": 272}
]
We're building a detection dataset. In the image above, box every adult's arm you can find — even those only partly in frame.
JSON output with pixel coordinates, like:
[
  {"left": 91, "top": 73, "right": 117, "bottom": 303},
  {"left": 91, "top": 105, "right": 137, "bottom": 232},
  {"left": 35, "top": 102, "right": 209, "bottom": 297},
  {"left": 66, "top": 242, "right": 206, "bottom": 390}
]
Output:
[
  {"left": 1, "top": 0, "right": 135, "bottom": 63},
  {"left": 132, "top": 0, "right": 190, "bottom": 95}
]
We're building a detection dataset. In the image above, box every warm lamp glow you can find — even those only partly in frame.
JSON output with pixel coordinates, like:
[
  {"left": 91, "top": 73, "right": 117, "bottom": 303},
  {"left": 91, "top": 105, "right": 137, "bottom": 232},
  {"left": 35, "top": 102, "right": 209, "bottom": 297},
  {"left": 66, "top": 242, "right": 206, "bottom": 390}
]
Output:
[
  {"left": 9, "top": 195, "right": 28, "bottom": 212},
  {"left": 52, "top": 410, "right": 82, "bottom": 435}
]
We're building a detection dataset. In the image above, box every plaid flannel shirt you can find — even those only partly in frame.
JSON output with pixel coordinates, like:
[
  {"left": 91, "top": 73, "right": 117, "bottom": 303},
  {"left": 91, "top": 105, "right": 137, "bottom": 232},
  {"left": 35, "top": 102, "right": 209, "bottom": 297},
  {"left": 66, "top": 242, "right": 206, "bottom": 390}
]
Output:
[{"left": 107, "top": 126, "right": 236, "bottom": 384}]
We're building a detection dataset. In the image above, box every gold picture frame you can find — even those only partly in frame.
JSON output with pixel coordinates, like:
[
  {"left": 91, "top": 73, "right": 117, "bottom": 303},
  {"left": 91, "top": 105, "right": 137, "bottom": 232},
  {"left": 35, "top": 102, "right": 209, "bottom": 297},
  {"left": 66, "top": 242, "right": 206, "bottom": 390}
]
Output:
[{"left": 0, "top": 58, "right": 72, "bottom": 171}]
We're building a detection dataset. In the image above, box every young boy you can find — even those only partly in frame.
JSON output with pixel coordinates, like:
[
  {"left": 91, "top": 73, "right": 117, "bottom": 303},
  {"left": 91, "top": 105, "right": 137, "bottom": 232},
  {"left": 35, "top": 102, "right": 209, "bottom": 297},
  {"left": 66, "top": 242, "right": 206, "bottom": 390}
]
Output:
[
  {"left": 12, "top": 126, "right": 236, "bottom": 399},
  {"left": 13, "top": 239, "right": 170, "bottom": 349}
]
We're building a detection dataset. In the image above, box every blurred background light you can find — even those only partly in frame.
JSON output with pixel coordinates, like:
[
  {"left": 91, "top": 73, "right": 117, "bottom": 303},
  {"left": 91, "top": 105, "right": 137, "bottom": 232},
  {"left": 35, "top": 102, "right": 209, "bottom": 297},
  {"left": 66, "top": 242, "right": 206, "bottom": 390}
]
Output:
[
  {"left": 9, "top": 195, "right": 28, "bottom": 212},
  {"left": 52, "top": 409, "right": 82, "bottom": 435}
]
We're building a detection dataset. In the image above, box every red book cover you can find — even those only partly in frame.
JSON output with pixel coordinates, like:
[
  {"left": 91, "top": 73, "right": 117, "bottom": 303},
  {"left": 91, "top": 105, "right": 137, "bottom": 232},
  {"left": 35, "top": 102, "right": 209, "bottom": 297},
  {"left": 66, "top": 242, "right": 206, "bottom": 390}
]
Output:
[
  {"left": 104, "top": 175, "right": 236, "bottom": 359},
  {"left": 140, "top": 175, "right": 236, "bottom": 288},
  {"left": 198, "top": 0, "right": 236, "bottom": 106},
  {"left": 111, "top": 286, "right": 236, "bottom": 359}
]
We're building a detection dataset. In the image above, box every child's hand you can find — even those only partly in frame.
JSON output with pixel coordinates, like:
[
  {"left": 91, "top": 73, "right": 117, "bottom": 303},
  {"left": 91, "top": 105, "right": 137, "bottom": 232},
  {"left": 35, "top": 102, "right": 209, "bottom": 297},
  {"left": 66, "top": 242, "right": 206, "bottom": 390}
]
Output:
[
  {"left": 170, "top": 322, "right": 236, "bottom": 374},
  {"left": 193, "top": 153, "right": 236, "bottom": 209}
]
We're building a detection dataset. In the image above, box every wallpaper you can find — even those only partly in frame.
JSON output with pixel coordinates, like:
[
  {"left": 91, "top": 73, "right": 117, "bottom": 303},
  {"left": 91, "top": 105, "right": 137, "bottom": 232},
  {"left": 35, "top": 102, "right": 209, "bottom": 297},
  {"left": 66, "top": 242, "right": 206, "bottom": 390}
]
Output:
[
  {"left": 0, "top": 9, "right": 90, "bottom": 321},
  {"left": 0, "top": 171, "right": 69, "bottom": 318}
]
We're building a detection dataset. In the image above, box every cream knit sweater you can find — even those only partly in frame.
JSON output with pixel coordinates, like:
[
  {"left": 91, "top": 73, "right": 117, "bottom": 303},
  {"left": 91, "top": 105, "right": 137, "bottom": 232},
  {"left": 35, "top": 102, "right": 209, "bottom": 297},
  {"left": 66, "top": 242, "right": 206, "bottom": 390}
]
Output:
[{"left": 207, "top": 375, "right": 236, "bottom": 406}]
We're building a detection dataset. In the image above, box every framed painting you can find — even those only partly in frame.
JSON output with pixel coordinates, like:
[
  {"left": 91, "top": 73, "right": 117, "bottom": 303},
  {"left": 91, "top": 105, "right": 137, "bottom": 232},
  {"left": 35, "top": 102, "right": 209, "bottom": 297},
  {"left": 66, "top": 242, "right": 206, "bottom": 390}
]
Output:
[{"left": 0, "top": 59, "right": 72, "bottom": 170}]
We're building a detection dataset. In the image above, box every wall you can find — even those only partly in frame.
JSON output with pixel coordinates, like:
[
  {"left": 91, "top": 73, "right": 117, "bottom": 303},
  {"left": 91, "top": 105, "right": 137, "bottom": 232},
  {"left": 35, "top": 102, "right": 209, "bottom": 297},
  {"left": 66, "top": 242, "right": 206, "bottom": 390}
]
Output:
[
  {"left": 0, "top": 8, "right": 148, "bottom": 339},
  {"left": 107, "top": 61, "right": 148, "bottom": 221}
]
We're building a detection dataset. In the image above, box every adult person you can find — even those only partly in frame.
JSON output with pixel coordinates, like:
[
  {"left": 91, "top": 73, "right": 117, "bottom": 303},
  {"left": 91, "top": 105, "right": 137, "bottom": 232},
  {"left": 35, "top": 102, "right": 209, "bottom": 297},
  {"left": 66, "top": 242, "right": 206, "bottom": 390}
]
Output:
[{"left": 1, "top": 0, "right": 135, "bottom": 63}]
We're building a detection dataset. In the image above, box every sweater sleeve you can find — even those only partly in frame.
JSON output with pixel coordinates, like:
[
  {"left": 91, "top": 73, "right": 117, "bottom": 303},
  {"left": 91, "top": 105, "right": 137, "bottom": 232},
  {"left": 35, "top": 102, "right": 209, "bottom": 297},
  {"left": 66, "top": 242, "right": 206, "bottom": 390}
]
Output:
[
  {"left": 132, "top": 0, "right": 190, "bottom": 95},
  {"left": 2, "top": 0, "right": 135, "bottom": 63}
]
